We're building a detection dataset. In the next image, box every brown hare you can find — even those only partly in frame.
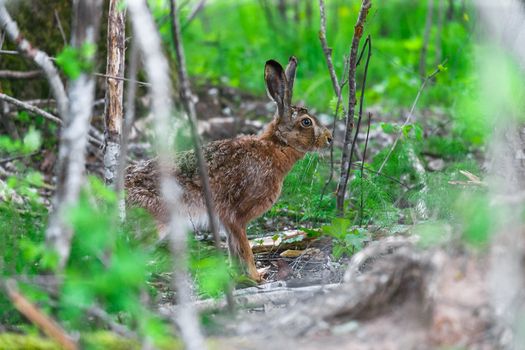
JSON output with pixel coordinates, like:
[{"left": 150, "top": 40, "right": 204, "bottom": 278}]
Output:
[{"left": 125, "top": 57, "right": 332, "bottom": 282}]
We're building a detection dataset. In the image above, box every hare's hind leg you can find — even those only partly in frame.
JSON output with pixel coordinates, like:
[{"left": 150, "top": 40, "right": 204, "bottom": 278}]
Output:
[{"left": 225, "top": 223, "right": 261, "bottom": 282}]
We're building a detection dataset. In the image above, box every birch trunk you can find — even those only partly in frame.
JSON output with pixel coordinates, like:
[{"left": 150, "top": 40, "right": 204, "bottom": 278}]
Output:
[{"left": 46, "top": 0, "right": 103, "bottom": 269}]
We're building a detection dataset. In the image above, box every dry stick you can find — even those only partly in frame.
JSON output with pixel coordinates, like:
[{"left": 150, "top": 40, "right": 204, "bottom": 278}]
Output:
[
  {"left": 103, "top": 0, "right": 126, "bottom": 186},
  {"left": 318, "top": 0, "right": 348, "bottom": 204},
  {"left": 345, "top": 35, "right": 372, "bottom": 200},
  {"left": 0, "top": 69, "right": 41, "bottom": 79},
  {"left": 419, "top": 0, "right": 434, "bottom": 80},
  {"left": 3, "top": 279, "right": 78, "bottom": 350},
  {"left": 359, "top": 113, "right": 372, "bottom": 226},
  {"left": 0, "top": 3, "right": 68, "bottom": 120},
  {"left": 169, "top": 0, "right": 234, "bottom": 311},
  {"left": 116, "top": 39, "right": 139, "bottom": 221},
  {"left": 170, "top": 0, "right": 221, "bottom": 251},
  {"left": 318, "top": 0, "right": 341, "bottom": 99},
  {"left": 46, "top": 0, "right": 103, "bottom": 269},
  {"left": 53, "top": 9, "right": 67, "bottom": 46},
  {"left": 127, "top": 1, "right": 206, "bottom": 349},
  {"left": 377, "top": 65, "right": 444, "bottom": 174},
  {"left": 336, "top": 0, "right": 372, "bottom": 217}
]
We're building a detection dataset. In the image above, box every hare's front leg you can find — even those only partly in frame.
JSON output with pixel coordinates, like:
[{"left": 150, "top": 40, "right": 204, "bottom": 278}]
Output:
[{"left": 226, "top": 223, "right": 261, "bottom": 282}]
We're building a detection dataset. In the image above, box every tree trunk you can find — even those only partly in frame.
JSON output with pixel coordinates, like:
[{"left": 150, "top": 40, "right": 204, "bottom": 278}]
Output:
[{"left": 103, "top": 0, "right": 126, "bottom": 186}]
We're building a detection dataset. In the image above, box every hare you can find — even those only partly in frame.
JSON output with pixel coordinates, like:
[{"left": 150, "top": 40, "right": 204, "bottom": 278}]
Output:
[{"left": 125, "top": 57, "right": 332, "bottom": 282}]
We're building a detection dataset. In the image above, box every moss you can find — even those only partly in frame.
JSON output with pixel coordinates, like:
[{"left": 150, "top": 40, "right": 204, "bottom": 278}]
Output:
[{"left": 0, "top": 331, "right": 187, "bottom": 350}]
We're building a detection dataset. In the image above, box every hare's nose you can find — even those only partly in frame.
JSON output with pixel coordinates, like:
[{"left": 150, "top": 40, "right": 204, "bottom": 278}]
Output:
[{"left": 327, "top": 135, "right": 333, "bottom": 144}]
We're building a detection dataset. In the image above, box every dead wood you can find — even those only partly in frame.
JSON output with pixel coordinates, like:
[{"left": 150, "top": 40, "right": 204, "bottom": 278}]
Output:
[
  {"left": 103, "top": 0, "right": 126, "bottom": 186},
  {"left": 250, "top": 230, "right": 319, "bottom": 254},
  {"left": 159, "top": 283, "right": 339, "bottom": 315}
]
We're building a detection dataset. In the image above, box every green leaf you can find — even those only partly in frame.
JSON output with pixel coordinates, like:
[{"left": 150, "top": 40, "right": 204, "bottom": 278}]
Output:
[{"left": 23, "top": 127, "right": 42, "bottom": 153}]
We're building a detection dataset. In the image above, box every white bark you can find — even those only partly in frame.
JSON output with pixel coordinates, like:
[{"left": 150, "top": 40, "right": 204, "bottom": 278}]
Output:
[
  {"left": 46, "top": 0, "right": 103, "bottom": 269},
  {"left": 127, "top": 1, "right": 206, "bottom": 349}
]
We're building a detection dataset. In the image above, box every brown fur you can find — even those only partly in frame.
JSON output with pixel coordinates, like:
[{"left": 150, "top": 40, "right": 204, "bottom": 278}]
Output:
[{"left": 125, "top": 58, "right": 332, "bottom": 282}]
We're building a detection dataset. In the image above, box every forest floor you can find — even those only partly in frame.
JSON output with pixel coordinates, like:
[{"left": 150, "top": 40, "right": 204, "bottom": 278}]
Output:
[{"left": 0, "top": 83, "right": 504, "bottom": 349}]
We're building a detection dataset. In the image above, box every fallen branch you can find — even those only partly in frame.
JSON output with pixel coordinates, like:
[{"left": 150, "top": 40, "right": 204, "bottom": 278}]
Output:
[
  {"left": 250, "top": 230, "right": 318, "bottom": 254},
  {"left": 2, "top": 279, "right": 78, "bottom": 350},
  {"left": 159, "top": 283, "right": 339, "bottom": 315}
]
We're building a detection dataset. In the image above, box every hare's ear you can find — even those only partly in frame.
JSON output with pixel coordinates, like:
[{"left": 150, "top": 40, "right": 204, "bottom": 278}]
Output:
[
  {"left": 265, "top": 60, "right": 288, "bottom": 122},
  {"left": 284, "top": 56, "right": 297, "bottom": 104}
]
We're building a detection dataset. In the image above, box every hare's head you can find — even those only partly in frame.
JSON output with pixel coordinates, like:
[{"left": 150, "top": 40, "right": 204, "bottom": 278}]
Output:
[{"left": 264, "top": 57, "right": 332, "bottom": 152}]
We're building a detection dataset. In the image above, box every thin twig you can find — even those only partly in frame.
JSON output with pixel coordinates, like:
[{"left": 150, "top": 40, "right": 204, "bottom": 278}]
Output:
[
  {"left": 359, "top": 113, "right": 372, "bottom": 226},
  {"left": 0, "top": 92, "right": 61, "bottom": 124},
  {"left": 182, "top": 0, "right": 207, "bottom": 30},
  {"left": 2, "top": 279, "right": 78, "bottom": 350},
  {"left": 170, "top": 0, "right": 234, "bottom": 311},
  {"left": 345, "top": 35, "right": 372, "bottom": 199},
  {"left": 93, "top": 72, "right": 150, "bottom": 87},
  {"left": 0, "top": 69, "right": 41, "bottom": 79},
  {"left": 336, "top": 0, "right": 372, "bottom": 216},
  {"left": 127, "top": 1, "right": 207, "bottom": 349},
  {"left": 319, "top": 57, "right": 349, "bottom": 204},
  {"left": 53, "top": 9, "right": 67, "bottom": 46},
  {"left": 377, "top": 64, "right": 445, "bottom": 174},
  {"left": 116, "top": 39, "right": 139, "bottom": 221},
  {"left": 318, "top": 0, "right": 341, "bottom": 99}
]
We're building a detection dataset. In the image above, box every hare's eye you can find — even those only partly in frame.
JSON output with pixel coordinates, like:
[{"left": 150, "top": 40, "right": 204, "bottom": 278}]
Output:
[{"left": 301, "top": 118, "right": 312, "bottom": 127}]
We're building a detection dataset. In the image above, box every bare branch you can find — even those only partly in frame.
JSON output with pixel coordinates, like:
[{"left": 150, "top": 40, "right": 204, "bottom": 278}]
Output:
[
  {"left": 53, "top": 9, "right": 67, "bottom": 46},
  {"left": 0, "top": 92, "right": 61, "bottom": 124},
  {"left": 345, "top": 36, "right": 372, "bottom": 201},
  {"left": 0, "top": 69, "right": 41, "bottom": 79},
  {"left": 3, "top": 279, "right": 78, "bottom": 350},
  {"left": 182, "top": 0, "right": 207, "bottom": 29},
  {"left": 0, "top": 3, "right": 68, "bottom": 120},
  {"left": 318, "top": 0, "right": 341, "bottom": 98},
  {"left": 127, "top": 0, "right": 206, "bottom": 349},
  {"left": 336, "top": 0, "right": 372, "bottom": 216}
]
